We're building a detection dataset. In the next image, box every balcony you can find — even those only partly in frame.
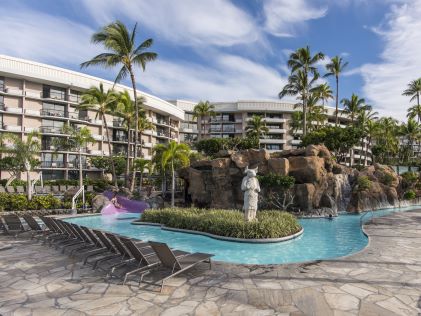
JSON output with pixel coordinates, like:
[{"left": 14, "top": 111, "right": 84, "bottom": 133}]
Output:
[
  {"left": 90, "top": 118, "right": 103, "bottom": 125},
  {"left": 92, "top": 134, "right": 104, "bottom": 141},
  {"left": 42, "top": 91, "right": 66, "bottom": 101},
  {"left": 113, "top": 120, "right": 125, "bottom": 128},
  {"left": 25, "top": 91, "right": 41, "bottom": 99},
  {"left": 40, "top": 109, "right": 66, "bottom": 118},
  {"left": 156, "top": 119, "right": 170, "bottom": 126},
  {"left": 0, "top": 103, "right": 4, "bottom": 111},
  {"left": 267, "top": 128, "right": 286, "bottom": 134},
  {"left": 142, "top": 142, "right": 153, "bottom": 148},
  {"left": 68, "top": 94, "right": 81, "bottom": 103},
  {"left": 291, "top": 139, "right": 301, "bottom": 145},
  {"left": 5, "top": 107, "right": 23, "bottom": 114},
  {"left": 157, "top": 131, "right": 170, "bottom": 138},
  {"left": 88, "top": 149, "right": 103, "bottom": 155},
  {"left": 5, "top": 88, "right": 24, "bottom": 96},
  {"left": 4, "top": 125, "right": 21, "bottom": 132},
  {"left": 40, "top": 126, "right": 65, "bottom": 134},
  {"left": 209, "top": 129, "right": 222, "bottom": 133},
  {"left": 264, "top": 117, "right": 286, "bottom": 123},
  {"left": 113, "top": 135, "right": 128, "bottom": 142},
  {"left": 25, "top": 109, "right": 40, "bottom": 116},
  {"left": 25, "top": 127, "right": 39, "bottom": 132},
  {"left": 259, "top": 138, "right": 286, "bottom": 144},
  {"left": 41, "top": 161, "right": 65, "bottom": 168}
]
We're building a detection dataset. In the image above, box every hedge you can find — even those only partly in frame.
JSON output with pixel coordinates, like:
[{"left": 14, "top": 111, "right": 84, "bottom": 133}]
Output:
[
  {"left": 140, "top": 208, "right": 302, "bottom": 239},
  {"left": 0, "top": 192, "right": 94, "bottom": 211}
]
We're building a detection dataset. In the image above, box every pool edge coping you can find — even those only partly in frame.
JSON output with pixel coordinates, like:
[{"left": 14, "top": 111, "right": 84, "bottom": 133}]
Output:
[{"left": 131, "top": 221, "right": 304, "bottom": 244}]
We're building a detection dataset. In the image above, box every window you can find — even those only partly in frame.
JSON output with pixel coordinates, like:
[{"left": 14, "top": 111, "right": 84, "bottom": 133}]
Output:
[
  {"left": 68, "top": 90, "right": 81, "bottom": 103},
  {"left": 0, "top": 95, "right": 4, "bottom": 110},
  {"left": 41, "top": 119, "right": 64, "bottom": 133},
  {"left": 0, "top": 114, "right": 3, "bottom": 129},
  {"left": 113, "top": 130, "right": 127, "bottom": 142},
  {"left": 43, "top": 85, "right": 66, "bottom": 100},
  {"left": 267, "top": 113, "right": 283, "bottom": 119},
  {"left": 0, "top": 77, "right": 4, "bottom": 92},
  {"left": 222, "top": 124, "right": 235, "bottom": 132},
  {"left": 266, "top": 144, "right": 282, "bottom": 150},
  {"left": 41, "top": 153, "right": 64, "bottom": 167},
  {"left": 42, "top": 102, "right": 65, "bottom": 117},
  {"left": 42, "top": 170, "right": 65, "bottom": 180}
]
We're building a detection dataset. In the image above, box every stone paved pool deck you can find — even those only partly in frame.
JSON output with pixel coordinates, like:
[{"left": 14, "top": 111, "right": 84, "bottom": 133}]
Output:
[{"left": 1, "top": 210, "right": 421, "bottom": 316}]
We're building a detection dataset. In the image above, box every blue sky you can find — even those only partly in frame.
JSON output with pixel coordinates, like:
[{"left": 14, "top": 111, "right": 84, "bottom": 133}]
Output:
[{"left": 0, "top": 0, "right": 420, "bottom": 120}]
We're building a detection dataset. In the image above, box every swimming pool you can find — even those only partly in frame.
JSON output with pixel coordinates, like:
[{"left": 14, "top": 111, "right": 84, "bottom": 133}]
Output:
[{"left": 65, "top": 205, "right": 420, "bottom": 264}]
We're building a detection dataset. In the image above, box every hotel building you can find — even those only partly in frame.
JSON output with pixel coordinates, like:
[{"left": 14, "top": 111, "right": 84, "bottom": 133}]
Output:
[
  {"left": 0, "top": 55, "right": 184, "bottom": 181},
  {"left": 173, "top": 100, "right": 372, "bottom": 165}
]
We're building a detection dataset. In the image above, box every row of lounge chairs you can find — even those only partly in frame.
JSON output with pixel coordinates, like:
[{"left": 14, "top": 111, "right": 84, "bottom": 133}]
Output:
[
  {"left": 0, "top": 214, "right": 214, "bottom": 292},
  {"left": 0, "top": 185, "right": 94, "bottom": 195}
]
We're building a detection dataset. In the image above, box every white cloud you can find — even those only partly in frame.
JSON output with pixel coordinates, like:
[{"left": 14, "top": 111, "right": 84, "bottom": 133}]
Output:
[
  {"left": 0, "top": 7, "right": 98, "bottom": 66},
  {"left": 79, "top": 0, "right": 260, "bottom": 47},
  {"left": 263, "top": 0, "right": 327, "bottom": 37},
  {"left": 359, "top": 0, "right": 421, "bottom": 120},
  {"left": 136, "top": 54, "right": 287, "bottom": 102}
]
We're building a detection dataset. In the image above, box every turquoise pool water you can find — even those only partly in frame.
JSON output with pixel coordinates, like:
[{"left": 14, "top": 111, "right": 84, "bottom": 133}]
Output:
[{"left": 65, "top": 206, "right": 420, "bottom": 264}]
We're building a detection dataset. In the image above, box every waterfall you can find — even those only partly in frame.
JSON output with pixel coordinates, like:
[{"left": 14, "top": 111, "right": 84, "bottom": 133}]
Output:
[{"left": 333, "top": 174, "right": 352, "bottom": 212}]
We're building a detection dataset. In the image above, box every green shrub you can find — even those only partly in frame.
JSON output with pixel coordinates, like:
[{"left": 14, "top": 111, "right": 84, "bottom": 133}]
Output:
[
  {"left": 401, "top": 171, "right": 418, "bottom": 184},
  {"left": 9, "top": 194, "right": 29, "bottom": 211},
  {"left": 0, "top": 193, "right": 11, "bottom": 211},
  {"left": 258, "top": 173, "right": 295, "bottom": 189},
  {"left": 381, "top": 173, "right": 395, "bottom": 186},
  {"left": 140, "top": 208, "right": 302, "bottom": 239},
  {"left": 194, "top": 137, "right": 259, "bottom": 158},
  {"left": 28, "top": 195, "right": 62, "bottom": 210},
  {"left": 357, "top": 176, "right": 372, "bottom": 191},
  {"left": 403, "top": 190, "right": 417, "bottom": 200}
]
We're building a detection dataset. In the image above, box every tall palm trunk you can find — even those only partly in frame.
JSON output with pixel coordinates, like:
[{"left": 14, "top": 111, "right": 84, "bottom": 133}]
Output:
[
  {"left": 129, "top": 68, "right": 139, "bottom": 192},
  {"left": 103, "top": 115, "right": 117, "bottom": 186},
  {"left": 171, "top": 160, "right": 175, "bottom": 208},
  {"left": 125, "top": 127, "right": 131, "bottom": 187},
  {"left": 302, "top": 96, "right": 307, "bottom": 136},
  {"left": 197, "top": 115, "right": 202, "bottom": 140},
  {"left": 335, "top": 76, "right": 339, "bottom": 126}
]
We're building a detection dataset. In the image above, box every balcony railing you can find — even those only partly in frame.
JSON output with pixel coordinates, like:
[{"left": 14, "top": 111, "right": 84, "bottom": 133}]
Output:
[
  {"left": 68, "top": 94, "right": 81, "bottom": 103},
  {"left": 156, "top": 119, "right": 170, "bottom": 125},
  {"left": 42, "top": 91, "right": 66, "bottom": 101},
  {"left": 41, "top": 109, "right": 66, "bottom": 118},
  {"left": 0, "top": 103, "right": 4, "bottom": 111},
  {"left": 157, "top": 131, "right": 170, "bottom": 137},
  {"left": 41, "top": 161, "right": 65, "bottom": 168},
  {"left": 0, "top": 83, "right": 4, "bottom": 92},
  {"left": 113, "top": 135, "right": 128, "bottom": 142},
  {"left": 40, "top": 126, "right": 65, "bottom": 134},
  {"left": 113, "top": 120, "right": 125, "bottom": 127}
]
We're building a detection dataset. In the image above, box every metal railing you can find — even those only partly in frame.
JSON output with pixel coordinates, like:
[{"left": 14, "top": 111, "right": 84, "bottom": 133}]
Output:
[{"left": 72, "top": 186, "right": 84, "bottom": 212}]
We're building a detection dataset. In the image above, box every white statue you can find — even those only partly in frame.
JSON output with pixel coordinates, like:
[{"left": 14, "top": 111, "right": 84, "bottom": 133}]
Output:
[{"left": 241, "top": 166, "right": 260, "bottom": 221}]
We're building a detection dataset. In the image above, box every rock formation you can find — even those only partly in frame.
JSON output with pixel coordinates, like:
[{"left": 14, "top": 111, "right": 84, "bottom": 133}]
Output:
[{"left": 179, "top": 145, "right": 411, "bottom": 215}]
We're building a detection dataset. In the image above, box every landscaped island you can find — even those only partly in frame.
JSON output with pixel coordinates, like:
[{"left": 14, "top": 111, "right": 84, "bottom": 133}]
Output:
[{"left": 137, "top": 208, "right": 302, "bottom": 240}]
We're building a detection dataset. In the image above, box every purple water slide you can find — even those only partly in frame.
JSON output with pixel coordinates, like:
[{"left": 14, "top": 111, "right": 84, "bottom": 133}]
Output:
[{"left": 101, "top": 191, "right": 149, "bottom": 215}]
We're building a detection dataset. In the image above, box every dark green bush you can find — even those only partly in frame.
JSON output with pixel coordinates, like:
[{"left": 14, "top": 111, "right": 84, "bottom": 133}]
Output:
[
  {"left": 403, "top": 190, "right": 416, "bottom": 200},
  {"left": 381, "top": 173, "right": 395, "bottom": 186},
  {"left": 28, "top": 195, "right": 62, "bottom": 210},
  {"left": 357, "top": 176, "right": 372, "bottom": 191},
  {"left": 8, "top": 194, "right": 28, "bottom": 211},
  {"left": 258, "top": 173, "right": 295, "bottom": 189},
  {"left": 140, "top": 208, "right": 302, "bottom": 239},
  {"left": 194, "top": 137, "right": 259, "bottom": 158},
  {"left": 401, "top": 171, "right": 418, "bottom": 184}
]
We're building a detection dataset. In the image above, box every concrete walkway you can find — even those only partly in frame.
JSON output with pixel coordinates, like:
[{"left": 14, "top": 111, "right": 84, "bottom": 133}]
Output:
[{"left": 1, "top": 211, "right": 421, "bottom": 315}]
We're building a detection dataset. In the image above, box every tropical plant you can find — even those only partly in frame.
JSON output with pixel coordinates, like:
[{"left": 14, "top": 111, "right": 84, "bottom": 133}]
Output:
[
  {"left": 52, "top": 125, "right": 94, "bottom": 205},
  {"left": 140, "top": 208, "right": 301, "bottom": 239},
  {"left": 258, "top": 173, "right": 296, "bottom": 210},
  {"left": 193, "top": 101, "right": 215, "bottom": 140},
  {"left": 313, "top": 83, "right": 333, "bottom": 106},
  {"left": 403, "top": 78, "right": 421, "bottom": 122},
  {"left": 279, "top": 46, "right": 324, "bottom": 136},
  {"left": 341, "top": 94, "right": 371, "bottom": 123},
  {"left": 246, "top": 115, "right": 269, "bottom": 146},
  {"left": 154, "top": 141, "right": 190, "bottom": 207},
  {"left": 79, "top": 83, "right": 119, "bottom": 185},
  {"left": 324, "top": 56, "right": 348, "bottom": 125},
  {"left": 81, "top": 20, "right": 157, "bottom": 192},
  {"left": 133, "top": 158, "right": 152, "bottom": 192},
  {"left": 398, "top": 118, "right": 421, "bottom": 164},
  {"left": 0, "top": 132, "right": 40, "bottom": 200},
  {"left": 194, "top": 137, "right": 258, "bottom": 158},
  {"left": 357, "top": 108, "right": 378, "bottom": 166},
  {"left": 371, "top": 117, "right": 399, "bottom": 164}
]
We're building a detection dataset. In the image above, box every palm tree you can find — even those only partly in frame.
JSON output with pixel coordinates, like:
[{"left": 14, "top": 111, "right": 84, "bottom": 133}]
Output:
[
  {"left": 0, "top": 132, "right": 40, "bottom": 200},
  {"left": 399, "top": 118, "right": 421, "bottom": 163},
  {"left": 81, "top": 20, "right": 157, "bottom": 191},
  {"left": 310, "top": 105, "right": 328, "bottom": 130},
  {"left": 312, "top": 83, "right": 333, "bottom": 106},
  {"left": 364, "top": 119, "right": 378, "bottom": 165},
  {"left": 53, "top": 125, "right": 94, "bottom": 207},
  {"left": 341, "top": 94, "right": 371, "bottom": 123},
  {"left": 403, "top": 78, "right": 421, "bottom": 122},
  {"left": 280, "top": 46, "right": 324, "bottom": 135},
  {"left": 373, "top": 117, "right": 399, "bottom": 164},
  {"left": 280, "top": 70, "right": 319, "bottom": 135},
  {"left": 115, "top": 91, "right": 135, "bottom": 187},
  {"left": 246, "top": 115, "right": 269, "bottom": 147},
  {"left": 156, "top": 141, "right": 190, "bottom": 207},
  {"left": 133, "top": 158, "right": 152, "bottom": 192},
  {"left": 357, "top": 109, "right": 378, "bottom": 166},
  {"left": 193, "top": 101, "right": 215, "bottom": 140},
  {"left": 79, "top": 83, "right": 119, "bottom": 186},
  {"left": 325, "top": 56, "right": 348, "bottom": 126}
]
